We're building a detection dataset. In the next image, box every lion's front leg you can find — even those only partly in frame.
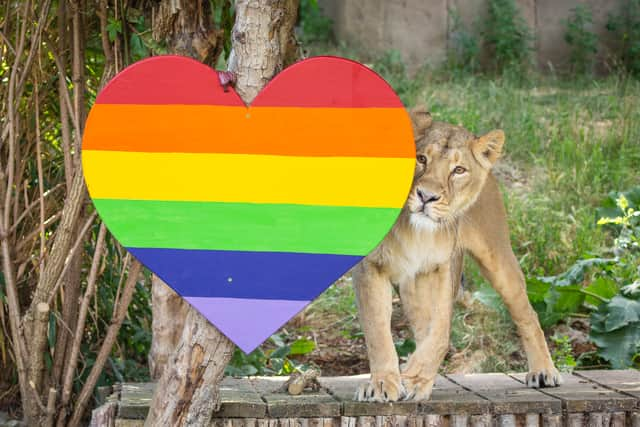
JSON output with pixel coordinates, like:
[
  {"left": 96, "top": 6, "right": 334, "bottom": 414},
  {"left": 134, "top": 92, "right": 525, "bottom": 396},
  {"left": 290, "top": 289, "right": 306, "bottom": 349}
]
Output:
[
  {"left": 400, "top": 265, "right": 454, "bottom": 401},
  {"left": 353, "top": 262, "right": 403, "bottom": 402}
]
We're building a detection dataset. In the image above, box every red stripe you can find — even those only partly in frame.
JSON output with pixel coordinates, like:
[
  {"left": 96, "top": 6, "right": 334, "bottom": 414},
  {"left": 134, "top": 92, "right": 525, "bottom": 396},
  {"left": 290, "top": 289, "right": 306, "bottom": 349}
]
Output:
[
  {"left": 94, "top": 55, "right": 404, "bottom": 109},
  {"left": 252, "top": 56, "right": 404, "bottom": 108},
  {"left": 95, "top": 56, "right": 245, "bottom": 106}
]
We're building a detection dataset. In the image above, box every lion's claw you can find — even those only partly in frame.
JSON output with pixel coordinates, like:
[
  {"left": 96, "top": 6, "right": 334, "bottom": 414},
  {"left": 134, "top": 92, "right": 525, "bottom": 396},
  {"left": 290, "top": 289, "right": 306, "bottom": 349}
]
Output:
[
  {"left": 525, "top": 368, "right": 563, "bottom": 388},
  {"left": 401, "top": 375, "right": 434, "bottom": 401},
  {"left": 355, "top": 373, "right": 404, "bottom": 402}
]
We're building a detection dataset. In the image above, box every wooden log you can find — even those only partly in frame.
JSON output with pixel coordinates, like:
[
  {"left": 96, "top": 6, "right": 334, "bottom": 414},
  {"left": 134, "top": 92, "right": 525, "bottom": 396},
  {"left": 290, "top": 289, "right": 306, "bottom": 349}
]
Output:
[
  {"left": 524, "top": 413, "right": 539, "bottom": 427},
  {"left": 357, "top": 416, "right": 376, "bottom": 427},
  {"left": 90, "top": 401, "right": 117, "bottom": 427},
  {"left": 323, "top": 418, "right": 338, "bottom": 427},
  {"left": 469, "top": 414, "right": 491, "bottom": 427},
  {"left": 451, "top": 414, "right": 468, "bottom": 427},
  {"left": 587, "top": 412, "right": 603, "bottom": 427},
  {"left": 498, "top": 414, "right": 516, "bottom": 427},
  {"left": 610, "top": 412, "right": 624, "bottom": 427},
  {"left": 567, "top": 413, "right": 584, "bottom": 427},
  {"left": 394, "top": 415, "right": 409, "bottom": 427},
  {"left": 541, "top": 414, "right": 561, "bottom": 427}
]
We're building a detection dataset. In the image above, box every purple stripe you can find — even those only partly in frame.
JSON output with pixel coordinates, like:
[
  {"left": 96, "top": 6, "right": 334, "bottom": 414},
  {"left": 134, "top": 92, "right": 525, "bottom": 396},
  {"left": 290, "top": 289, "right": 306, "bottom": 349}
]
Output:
[
  {"left": 127, "top": 247, "right": 360, "bottom": 301},
  {"left": 185, "top": 297, "right": 310, "bottom": 353}
]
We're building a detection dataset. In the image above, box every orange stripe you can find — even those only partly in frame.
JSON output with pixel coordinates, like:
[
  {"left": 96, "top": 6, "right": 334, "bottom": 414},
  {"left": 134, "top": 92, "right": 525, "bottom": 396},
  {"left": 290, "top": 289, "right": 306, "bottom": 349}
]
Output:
[{"left": 82, "top": 105, "right": 415, "bottom": 158}]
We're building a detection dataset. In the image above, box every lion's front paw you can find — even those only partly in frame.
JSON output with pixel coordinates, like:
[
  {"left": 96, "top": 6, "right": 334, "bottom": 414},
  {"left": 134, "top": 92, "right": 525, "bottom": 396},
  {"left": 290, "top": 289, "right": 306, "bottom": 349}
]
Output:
[
  {"left": 401, "top": 374, "right": 434, "bottom": 401},
  {"left": 355, "top": 373, "right": 404, "bottom": 402},
  {"left": 525, "top": 366, "right": 563, "bottom": 388}
]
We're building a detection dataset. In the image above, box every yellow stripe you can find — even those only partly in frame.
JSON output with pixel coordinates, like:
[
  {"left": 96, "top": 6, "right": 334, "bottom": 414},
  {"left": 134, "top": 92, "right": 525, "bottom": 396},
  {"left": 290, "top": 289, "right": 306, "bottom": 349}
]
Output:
[{"left": 82, "top": 151, "right": 414, "bottom": 208}]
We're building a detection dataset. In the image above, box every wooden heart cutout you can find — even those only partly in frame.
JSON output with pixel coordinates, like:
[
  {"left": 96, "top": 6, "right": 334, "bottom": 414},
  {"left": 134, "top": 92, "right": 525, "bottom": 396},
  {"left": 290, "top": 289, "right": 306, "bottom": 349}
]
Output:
[{"left": 82, "top": 55, "right": 415, "bottom": 353}]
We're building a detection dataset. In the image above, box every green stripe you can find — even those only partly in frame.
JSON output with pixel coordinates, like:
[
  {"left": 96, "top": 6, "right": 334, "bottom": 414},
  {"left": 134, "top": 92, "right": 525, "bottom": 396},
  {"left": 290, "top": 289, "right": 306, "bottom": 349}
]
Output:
[{"left": 93, "top": 199, "right": 400, "bottom": 255}]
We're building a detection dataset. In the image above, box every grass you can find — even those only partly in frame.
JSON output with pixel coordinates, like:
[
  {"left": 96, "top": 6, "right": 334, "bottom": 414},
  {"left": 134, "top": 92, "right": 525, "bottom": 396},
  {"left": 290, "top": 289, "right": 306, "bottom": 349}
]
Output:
[{"left": 273, "top": 46, "right": 640, "bottom": 375}]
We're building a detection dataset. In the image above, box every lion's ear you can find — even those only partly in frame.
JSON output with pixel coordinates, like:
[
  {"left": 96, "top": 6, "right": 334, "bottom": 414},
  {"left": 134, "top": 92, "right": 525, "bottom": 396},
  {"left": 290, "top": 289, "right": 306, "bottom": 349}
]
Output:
[
  {"left": 410, "top": 104, "right": 433, "bottom": 140},
  {"left": 471, "top": 130, "right": 505, "bottom": 168}
]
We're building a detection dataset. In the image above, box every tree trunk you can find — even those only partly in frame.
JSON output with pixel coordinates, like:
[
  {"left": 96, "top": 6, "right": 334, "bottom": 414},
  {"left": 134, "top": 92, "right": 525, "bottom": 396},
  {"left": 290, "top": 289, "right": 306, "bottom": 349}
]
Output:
[
  {"left": 145, "top": 0, "right": 299, "bottom": 425},
  {"left": 148, "top": 0, "right": 224, "bottom": 380}
]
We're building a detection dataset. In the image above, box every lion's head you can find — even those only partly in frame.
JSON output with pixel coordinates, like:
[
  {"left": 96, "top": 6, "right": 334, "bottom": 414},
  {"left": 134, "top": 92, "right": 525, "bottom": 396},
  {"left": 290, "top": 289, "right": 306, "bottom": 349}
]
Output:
[{"left": 405, "top": 106, "right": 505, "bottom": 230}]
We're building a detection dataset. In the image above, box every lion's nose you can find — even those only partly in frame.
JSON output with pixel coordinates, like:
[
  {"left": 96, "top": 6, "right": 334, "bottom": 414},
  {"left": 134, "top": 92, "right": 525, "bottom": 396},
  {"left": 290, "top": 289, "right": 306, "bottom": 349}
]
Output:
[{"left": 417, "top": 189, "right": 440, "bottom": 204}]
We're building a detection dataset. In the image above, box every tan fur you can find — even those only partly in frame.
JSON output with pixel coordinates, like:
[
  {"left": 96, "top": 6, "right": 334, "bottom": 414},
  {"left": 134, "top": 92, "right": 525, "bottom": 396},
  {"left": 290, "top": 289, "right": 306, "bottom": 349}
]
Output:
[{"left": 353, "top": 108, "right": 561, "bottom": 402}]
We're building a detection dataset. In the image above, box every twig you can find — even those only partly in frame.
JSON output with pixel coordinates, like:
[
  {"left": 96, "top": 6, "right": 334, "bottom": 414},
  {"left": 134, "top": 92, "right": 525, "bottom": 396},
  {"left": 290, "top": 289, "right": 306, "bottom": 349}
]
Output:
[
  {"left": 8, "top": 183, "right": 64, "bottom": 234},
  {"left": 67, "top": 260, "right": 143, "bottom": 427},
  {"left": 45, "top": 211, "right": 97, "bottom": 307},
  {"left": 58, "top": 223, "right": 107, "bottom": 423}
]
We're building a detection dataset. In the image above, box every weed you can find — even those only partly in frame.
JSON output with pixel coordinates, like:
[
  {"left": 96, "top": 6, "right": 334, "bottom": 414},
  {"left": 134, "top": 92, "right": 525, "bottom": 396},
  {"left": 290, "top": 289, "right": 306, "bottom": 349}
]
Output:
[
  {"left": 298, "top": 0, "right": 333, "bottom": 44},
  {"left": 447, "top": 7, "right": 480, "bottom": 75},
  {"left": 551, "top": 334, "right": 577, "bottom": 372},
  {"left": 482, "top": 0, "right": 534, "bottom": 75},
  {"left": 564, "top": 5, "right": 598, "bottom": 75},
  {"left": 607, "top": 0, "right": 640, "bottom": 77}
]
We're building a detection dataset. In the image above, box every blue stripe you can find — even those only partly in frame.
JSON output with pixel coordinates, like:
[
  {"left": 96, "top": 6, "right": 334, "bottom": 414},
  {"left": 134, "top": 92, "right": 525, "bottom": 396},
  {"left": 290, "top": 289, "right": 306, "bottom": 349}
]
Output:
[{"left": 127, "top": 247, "right": 361, "bottom": 301}]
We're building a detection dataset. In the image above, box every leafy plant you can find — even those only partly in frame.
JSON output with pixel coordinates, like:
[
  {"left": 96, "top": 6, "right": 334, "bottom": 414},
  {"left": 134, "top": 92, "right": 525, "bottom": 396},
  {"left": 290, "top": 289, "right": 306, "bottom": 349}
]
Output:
[
  {"left": 589, "top": 193, "right": 640, "bottom": 368},
  {"left": 447, "top": 7, "right": 480, "bottom": 74},
  {"left": 551, "top": 334, "right": 577, "bottom": 372},
  {"left": 395, "top": 338, "right": 416, "bottom": 359},
  {"left": 607, "top": 0, "right": 640, "bottom": 76},
  {"left": 563, "top": 5, "right": 598, "bottom": 75},
  {"left": 482, "top": 0, "right": 534, "bottom": 74},
  {"left": 225, "top": 334, "right": 316, "bottom": 376},
  {"left": 299, "top": 0, "right": 333, "bottom": 44}
]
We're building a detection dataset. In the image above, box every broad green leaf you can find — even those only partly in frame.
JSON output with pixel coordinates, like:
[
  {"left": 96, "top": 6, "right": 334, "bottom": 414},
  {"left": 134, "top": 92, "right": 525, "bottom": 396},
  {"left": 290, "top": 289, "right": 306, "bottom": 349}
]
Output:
[
  {"left": 270, "top": 345, "right": 291, "bottom": 359},
  {"left": 603, "top": 296, "right": 640, "bottom": 331},
  {"left": 527, "top": 277, "right": 550, "bottom": 303},
  {"left": 289, "top": 338, "right": 316, "bottom": 355},
  {"left": 583, "top": 276, "right": 618, "bottom": 306},
  {"left": 538, "top": 258, "right": 616, "bottom": 287},
  {"left": 590, "top": 321, "right": 640, "bottom": 369}
]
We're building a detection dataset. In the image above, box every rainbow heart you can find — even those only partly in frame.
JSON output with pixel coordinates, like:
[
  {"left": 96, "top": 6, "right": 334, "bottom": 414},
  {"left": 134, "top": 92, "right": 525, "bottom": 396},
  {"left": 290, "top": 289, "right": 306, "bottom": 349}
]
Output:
[{"left": 82, "top": 55, "right": 415, "bottom": 353}]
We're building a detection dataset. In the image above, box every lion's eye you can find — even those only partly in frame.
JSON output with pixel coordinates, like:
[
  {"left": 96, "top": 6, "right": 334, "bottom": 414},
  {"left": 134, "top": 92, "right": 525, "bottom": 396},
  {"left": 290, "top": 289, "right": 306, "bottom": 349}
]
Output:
[
  {"left": 417, "top": 155, "right": 427, "bottom": 164},
  {"left": 453, "top": 166, "right": 467, "bottom": 174}
]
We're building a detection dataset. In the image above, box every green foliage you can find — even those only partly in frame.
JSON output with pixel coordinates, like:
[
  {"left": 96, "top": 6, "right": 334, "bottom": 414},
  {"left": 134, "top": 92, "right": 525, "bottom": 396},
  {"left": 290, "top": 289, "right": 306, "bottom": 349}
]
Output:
[
  {"left": 212, "top": 0, "right": 235, "bottom": 60},
  {"left": 607, "top": 0, "right": 640, "bottom": 77},
  {"left": 551, "top": 334, "right": 577, "bottom": 372},
  {"left": 446, "top": 7, "right": 480, "bottom": 74},
  {"left": 589, "top": 193, "right": 640, "bottom": 368},
  {"left": 395, "top": 338, "right": 416, "bottom": 358},
  {"left": 299, "top": 0, "right": 333, "bottom": 44},
  {"left": 563, "top": 5, "right": 598, "bottom": 75},
  {"left": 519, "top": 191, "right": 640, "bottom": 368},
  {"left": 482, "top": 0, "right": 534, "bottom": 74},
  {"left": 225, "top": 334, "right": 316, "bottom": 376},
  {"left": 527, "top": 258, "right": 616, "bottom": 328}
]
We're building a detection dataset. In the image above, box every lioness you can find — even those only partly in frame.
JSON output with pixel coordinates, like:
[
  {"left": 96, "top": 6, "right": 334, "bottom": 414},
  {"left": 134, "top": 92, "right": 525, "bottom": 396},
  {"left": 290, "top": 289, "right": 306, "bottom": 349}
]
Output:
[{"left": 353, "top": 107, "right": 561, "bottom": 402}]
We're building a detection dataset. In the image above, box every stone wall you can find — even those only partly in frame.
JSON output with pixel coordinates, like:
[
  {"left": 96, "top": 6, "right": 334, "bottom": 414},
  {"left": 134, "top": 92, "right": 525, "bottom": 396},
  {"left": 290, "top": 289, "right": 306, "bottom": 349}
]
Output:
[{"left": 319, "top": 0, "right": 622, "bottom": 74}]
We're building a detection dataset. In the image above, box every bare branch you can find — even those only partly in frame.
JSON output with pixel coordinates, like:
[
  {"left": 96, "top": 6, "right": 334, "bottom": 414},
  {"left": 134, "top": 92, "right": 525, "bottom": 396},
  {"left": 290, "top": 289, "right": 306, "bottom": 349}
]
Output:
[{"left": 67, "top": 260, "right": 143, "bottom": 427}]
